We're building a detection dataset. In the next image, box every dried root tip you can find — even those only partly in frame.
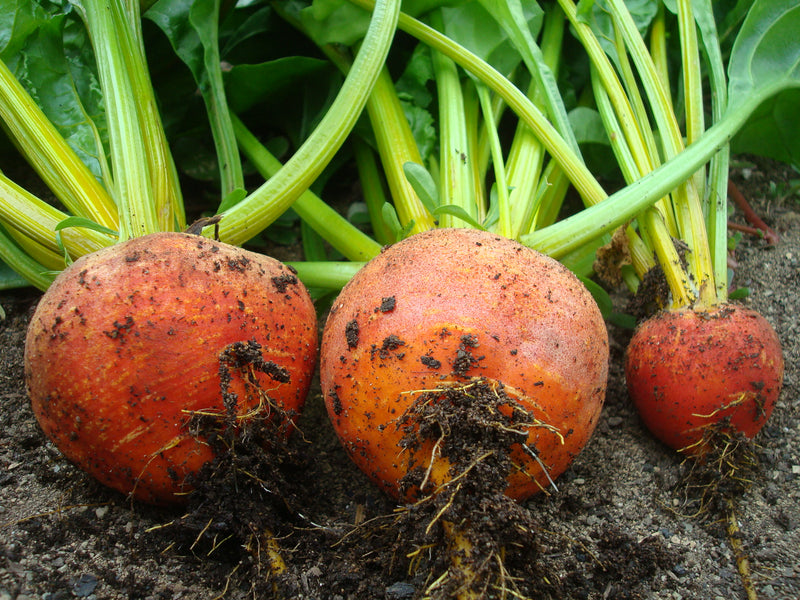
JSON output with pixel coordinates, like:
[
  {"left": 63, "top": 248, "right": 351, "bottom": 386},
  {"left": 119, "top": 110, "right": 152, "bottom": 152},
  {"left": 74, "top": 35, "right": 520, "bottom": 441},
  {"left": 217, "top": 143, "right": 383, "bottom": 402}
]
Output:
[{"left": 726, "top": 500, "right": 758, "bottom": 600}]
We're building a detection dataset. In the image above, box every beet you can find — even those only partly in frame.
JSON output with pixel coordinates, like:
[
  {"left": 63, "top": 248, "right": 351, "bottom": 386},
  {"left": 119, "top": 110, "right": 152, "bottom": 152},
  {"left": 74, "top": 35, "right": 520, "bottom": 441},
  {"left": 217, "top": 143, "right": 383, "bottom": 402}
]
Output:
[
  {"left": 25, "top": 232, "right": 318, "bottom": 504},
  {"left": 625, "top": 304, "right": 784, "bottom": 453},
  {"left": 319, "top": 228, "right": 609, "bottom": 502}
]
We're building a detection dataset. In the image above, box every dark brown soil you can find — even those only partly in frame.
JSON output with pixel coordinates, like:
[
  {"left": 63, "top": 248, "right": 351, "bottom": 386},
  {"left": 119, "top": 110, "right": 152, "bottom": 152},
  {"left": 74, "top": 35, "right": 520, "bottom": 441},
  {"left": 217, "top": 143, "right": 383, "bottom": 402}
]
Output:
[{"left": 2, "top": 157, "right": 799, "bottom": 600}]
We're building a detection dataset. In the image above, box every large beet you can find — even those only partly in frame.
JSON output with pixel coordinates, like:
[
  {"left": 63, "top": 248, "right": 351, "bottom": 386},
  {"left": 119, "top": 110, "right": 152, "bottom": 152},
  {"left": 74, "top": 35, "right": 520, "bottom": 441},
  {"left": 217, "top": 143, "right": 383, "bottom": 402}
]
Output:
[
  {"left": 25, "top": 232, "right": 318, "bottom": 504},
  {"left": 320, "top": 228, "right": 609, "bottom": 502}
]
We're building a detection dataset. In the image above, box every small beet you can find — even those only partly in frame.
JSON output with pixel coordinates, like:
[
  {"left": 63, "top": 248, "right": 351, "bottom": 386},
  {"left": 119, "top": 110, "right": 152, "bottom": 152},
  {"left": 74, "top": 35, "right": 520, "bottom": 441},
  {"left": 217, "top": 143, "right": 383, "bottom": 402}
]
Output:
[{"left": 625, "top": 304, "right": 784, "bottom": 453}]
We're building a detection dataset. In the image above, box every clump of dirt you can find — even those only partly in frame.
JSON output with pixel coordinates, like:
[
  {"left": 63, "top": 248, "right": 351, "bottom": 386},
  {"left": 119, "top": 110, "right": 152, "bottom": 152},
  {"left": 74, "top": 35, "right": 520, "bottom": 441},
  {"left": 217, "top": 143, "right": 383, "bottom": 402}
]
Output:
[
  {"left": 323, "top": 378, "right": 561, "bottom": 599},
  {"left": 670, "top": 425, "right": 761, "bottom": 521},
  {"left": 150, "top": 339, "right": 315, "bottom": 597}
]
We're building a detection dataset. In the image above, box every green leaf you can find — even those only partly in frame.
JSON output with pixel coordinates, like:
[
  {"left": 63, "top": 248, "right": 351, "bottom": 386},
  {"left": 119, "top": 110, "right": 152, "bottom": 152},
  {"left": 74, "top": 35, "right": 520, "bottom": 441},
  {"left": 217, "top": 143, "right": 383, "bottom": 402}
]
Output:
[
  {"left": 2, "top": 8, "right": 109, "bottom": 181},
  {"left": 381, "top": 201, "right": 416, "bottom": 242},
  {"left": 577, "top": 0, "right": 659, "bottom": 42},
  {"left": 217, "top": 187, "right": 248, "bottom": 213},
  {"left": 609, "top": 311, "right": 637, "bottom": 329},
  {"left": 55, "top": 216, "right": 118, "bottom": 236},
  {"left": 728, "top": 287, "right": 750, "bottom": 299},
  {"left": 432, "top": 205, "right": 487, "bottom": 230},
  {"left": 440, "top": 1, "right": 542, "bottom": 77},
  {"left": 0, "top": 260, "right": 31, "bottom": 291},
  {"left": 576, "top": 274, "right": 612, "bottom": 320},
  {"left": 299, "top": 0, "right": 451, "bottom": 46},
  {"left": 727, "top": 0, "right": 800, "bottom": 164},
  {"left": 395, "top": 43, "right": 435, "bottom": 109},
  {"left": 403, "top": 161, "right": 439, "bottom": 214},
  {"left": 568, "top": 106, "right": 610, "bottom": 146},
  {"left": 731, "top": 88, "right": 800, "bottom": 165},
  {"left": 224, "top": 57, "right": 330, "bottom": 114}
]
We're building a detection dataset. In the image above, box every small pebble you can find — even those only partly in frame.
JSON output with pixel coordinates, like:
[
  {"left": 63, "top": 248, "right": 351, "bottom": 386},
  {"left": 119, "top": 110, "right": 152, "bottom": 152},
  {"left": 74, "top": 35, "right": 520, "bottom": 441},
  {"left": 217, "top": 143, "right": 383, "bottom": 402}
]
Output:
[
  {"left": 72, "top": 573, "right": 98, "bottom": 598},
  {"left": 385, "top": 581, "right": 415, "bottom": 600}
]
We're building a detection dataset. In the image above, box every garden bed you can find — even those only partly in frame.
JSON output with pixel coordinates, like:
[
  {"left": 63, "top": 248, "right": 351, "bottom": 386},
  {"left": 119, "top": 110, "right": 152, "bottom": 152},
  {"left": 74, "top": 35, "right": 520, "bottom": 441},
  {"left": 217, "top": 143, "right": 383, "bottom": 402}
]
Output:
[{"left": 1, "top": 157, "right": 798, "bottom": 600}]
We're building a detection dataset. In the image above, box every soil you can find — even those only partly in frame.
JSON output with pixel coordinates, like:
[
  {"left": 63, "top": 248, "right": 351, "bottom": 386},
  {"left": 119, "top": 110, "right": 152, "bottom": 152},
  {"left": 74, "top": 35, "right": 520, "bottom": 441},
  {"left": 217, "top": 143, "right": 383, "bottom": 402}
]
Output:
[{"left": 2, "top": 156, "right": 799, "bottom": 600}]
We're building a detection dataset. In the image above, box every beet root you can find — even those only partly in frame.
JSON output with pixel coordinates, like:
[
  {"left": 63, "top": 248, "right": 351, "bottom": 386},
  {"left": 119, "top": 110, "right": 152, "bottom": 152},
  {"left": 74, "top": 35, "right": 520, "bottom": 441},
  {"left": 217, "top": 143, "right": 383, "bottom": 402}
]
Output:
[
  {"left": 24, "top": 232, "right": 318, "bottom": 504},
  {"left": 320, "top": 228, "right": 609, "bottom": 503},
  {"left": 625, "top": 304, "right": 784, "bottom": 454}
]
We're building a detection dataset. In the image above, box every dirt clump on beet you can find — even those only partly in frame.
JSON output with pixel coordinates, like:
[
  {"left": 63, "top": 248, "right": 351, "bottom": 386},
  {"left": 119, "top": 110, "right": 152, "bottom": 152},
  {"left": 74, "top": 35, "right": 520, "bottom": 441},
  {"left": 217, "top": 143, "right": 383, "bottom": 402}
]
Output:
[{"left": 328, "top": 378, "right": 564, "bottom": 599}]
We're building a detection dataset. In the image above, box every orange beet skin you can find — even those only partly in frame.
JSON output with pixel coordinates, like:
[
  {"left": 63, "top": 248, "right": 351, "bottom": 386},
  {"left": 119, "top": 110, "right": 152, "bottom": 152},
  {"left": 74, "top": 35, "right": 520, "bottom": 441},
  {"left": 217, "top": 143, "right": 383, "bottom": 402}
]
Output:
[
  {"left": 320, "top": 228, "right": 609, "bottom": 503},
  {"left": 625, "top": 304, "right": 784, "bottom": 453},
  {"left": 25, "top": 232, "right": 318, "bottom": 504}
]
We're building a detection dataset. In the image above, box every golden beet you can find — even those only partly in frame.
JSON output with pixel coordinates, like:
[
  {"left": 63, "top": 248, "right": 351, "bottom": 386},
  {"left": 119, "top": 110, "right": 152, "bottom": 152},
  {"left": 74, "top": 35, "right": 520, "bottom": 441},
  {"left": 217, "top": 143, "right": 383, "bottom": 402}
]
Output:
[
  {"left": 25, "top": 232, "right": 318, "bottom": 504},
  {"left": 320, "top": 228, "right": 609, "bottom": 502}
]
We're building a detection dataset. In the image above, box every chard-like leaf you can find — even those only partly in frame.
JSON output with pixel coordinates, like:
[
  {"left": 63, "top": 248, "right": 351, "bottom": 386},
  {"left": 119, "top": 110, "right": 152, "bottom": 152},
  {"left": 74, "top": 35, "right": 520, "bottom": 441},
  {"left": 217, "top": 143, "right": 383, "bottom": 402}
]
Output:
[
  {"left": 216, "top": 188, "right": 248, "bottom": 213},
  {"left": 55, "top": 216, "right": 118, "bottom": 236},
  {"left": 576, "top": 0, "right": 658, "bottom": 71},
  {"left": 433, "top": 204, "right": 487, "bottom": 231},
  {"left": 731, "top": 89, "right": 800, "bottom": 165},
  {"left": 726, "top": 0, "right": 800, "bottom": 164},
  {"left": 440, "top": 1, "right": 542, "bottom": 77},
  {"left": 1, "top": 4, "right": 113, "bottom": 205},
  {"left": 381, "top": 202, "right": 416, "bottom": 241},
  {"left": 4, "top": 14, "right": 109, "bottom": 181},
  {"left": 146, "top": 0, "right": 243, "bottom": 195},
  {"left": 224, "top": 57, "right": 330, "bottom": 114},
  {"left": 300, "top": 0, "right": 446, "bottom": 45}
]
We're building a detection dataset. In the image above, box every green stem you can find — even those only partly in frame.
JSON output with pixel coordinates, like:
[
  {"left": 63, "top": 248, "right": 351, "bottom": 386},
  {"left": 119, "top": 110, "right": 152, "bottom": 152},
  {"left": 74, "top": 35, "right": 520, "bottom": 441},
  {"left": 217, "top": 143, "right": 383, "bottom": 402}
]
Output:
[
  {"left": 123, "top": 0, "right": 185, "bottom": 233},
  {"left": 0, "top": 225, "right": 55, "bottom": 291},
  {"left": 677, "top": 0, "right": 706, "bottom": 193},
  {"left": 556, "top": 0, "right": 655, "bottom": 184},
  {"left": 287, "top": 261, "right": 365, "bottom": 290},
  {"left": 430, "top": 10, "right": 476, "bottom": 227},
  {"left": 506, "top": 4, "right": 564, "bottom": 238},
  {"left": 365, "top": 67, "right": 436, "bottom": 233},
  {"left": 479, "top": 0, "right": 581, "bottom": 156},
  {"left": 639, "top": 208, "right": 696, "bottom": 309},
  {"left": 522, "top": 85, "right": 786, "bottom": 258},
  {"left": 465, "top": 87, "right": 488, "bottom": 221},
  {"left": 0, "top": 59, "right": 118, "bottom": 229},
  {"left": 193, "top": 0, "right": 245, "bottom": 198},
  {"left": 692, "top": 0, "right": 731, "bottom": 300},
  {"left": 77, "top": 0, "right": 161, "bottom": 239},
  {"left": 607, "top": 0, "right": 715, "bottom": 307},
  {"left": 348, "top": 0, "right": 607, "bottom": 210},
  {"left": 0, "top": 173, "right": 114, "bottom": 259},
  {"left": 210, "top": 0, "right": 402, "bottom": 245},
  {"left": 353, "top": 139, "right": 394, "bottom": 246},
  {"left": 476, "top": 84, "right": 510, "bottom": 238},
  {"left": 231, "top": 115, "right": 381, "bottom": 262}
]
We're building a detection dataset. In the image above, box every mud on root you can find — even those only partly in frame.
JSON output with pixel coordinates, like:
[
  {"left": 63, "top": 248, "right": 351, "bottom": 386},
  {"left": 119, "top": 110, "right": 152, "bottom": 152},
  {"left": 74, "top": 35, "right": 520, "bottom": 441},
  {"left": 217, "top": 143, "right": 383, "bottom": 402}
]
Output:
[
  {"left": 386, "top": 378, "right": 561, "bottom": 599},
  {"left": 155, "top": 340, "right": 305, "bottom": 596}
]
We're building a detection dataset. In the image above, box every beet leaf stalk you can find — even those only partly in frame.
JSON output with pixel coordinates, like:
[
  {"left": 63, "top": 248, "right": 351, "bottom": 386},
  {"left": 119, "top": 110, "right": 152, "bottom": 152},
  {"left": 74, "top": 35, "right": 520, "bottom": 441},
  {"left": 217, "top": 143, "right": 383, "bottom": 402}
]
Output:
[
  {"left": 201, "top": 0, "right": 401, "bottom": 246},
  {"left": 0, "top": 0, "right": 401, "bottom": 290},
  {"left": 581, "top": 4, "right": 790, "bottom": 598}
]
